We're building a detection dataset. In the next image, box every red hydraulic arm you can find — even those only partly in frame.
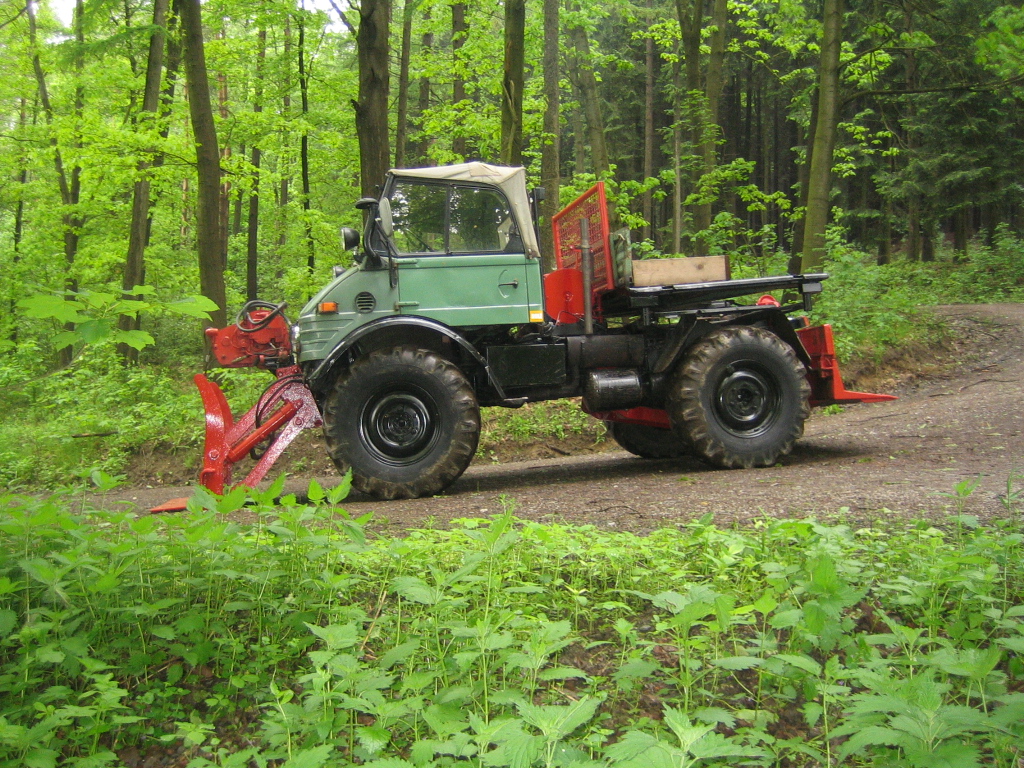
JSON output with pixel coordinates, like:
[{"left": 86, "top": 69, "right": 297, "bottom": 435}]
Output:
[{"left": 151, "top": 303, "right": 322, "bottom": 513}]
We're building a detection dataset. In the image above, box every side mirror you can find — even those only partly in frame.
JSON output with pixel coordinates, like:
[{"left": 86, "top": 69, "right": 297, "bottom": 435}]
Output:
[
  {"left": 378, "top": 197, "right": 394, "bottom": 238},
  {"left": 341, "top": 227, "right": 360, "bottom": 251},
  {"left": 355, "top": 197, "right": 378, "bottom": 211}
]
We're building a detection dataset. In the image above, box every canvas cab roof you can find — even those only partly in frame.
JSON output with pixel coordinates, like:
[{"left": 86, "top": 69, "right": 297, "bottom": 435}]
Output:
[{"left": 388, "top": 162, "right": 540, "bottom": 260}]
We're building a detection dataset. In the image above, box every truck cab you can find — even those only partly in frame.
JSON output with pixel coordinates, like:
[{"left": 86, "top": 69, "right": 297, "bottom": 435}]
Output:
[{"left": 296, "top": 163, "right": 545, "bottom": 377}]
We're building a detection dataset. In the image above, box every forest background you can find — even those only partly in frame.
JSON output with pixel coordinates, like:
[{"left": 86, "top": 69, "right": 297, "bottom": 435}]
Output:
[{"left": 1, "top": 0, "right": 1024, "bottom": 487}]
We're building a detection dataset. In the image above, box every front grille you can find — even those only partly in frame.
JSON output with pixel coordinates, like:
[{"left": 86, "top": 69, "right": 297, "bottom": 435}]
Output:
[{"left": 355, "top": 292, "right": 376, "bottom": 313}]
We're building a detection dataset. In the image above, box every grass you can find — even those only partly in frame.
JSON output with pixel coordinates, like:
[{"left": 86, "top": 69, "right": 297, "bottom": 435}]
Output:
[{"left": 1, "top": 478, "right": 1023, "bottom": 766}]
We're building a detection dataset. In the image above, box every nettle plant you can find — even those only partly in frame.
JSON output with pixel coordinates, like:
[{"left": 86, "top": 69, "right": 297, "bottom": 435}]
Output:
[{"left": 0, "top": 480, "right": 1023, "bottom": 767}]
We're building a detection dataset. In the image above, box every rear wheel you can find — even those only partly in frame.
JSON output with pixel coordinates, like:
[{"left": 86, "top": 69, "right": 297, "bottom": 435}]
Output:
[
  {"left": 667, "top": 326, "right": 809, "bottom": 469},
  {"left": 606, "top": 421, "right": 686, "bottom": 459},
  {"left": 323, "top": 347, "right": 480, "bottom": 499}
]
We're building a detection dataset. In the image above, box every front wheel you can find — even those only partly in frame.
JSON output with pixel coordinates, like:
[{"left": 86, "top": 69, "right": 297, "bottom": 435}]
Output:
[
  {"left": 323, "top": 347, "right": 480, "bottom": 499},
  {"left": 667, "top": 326, "right": 810, "bottom": 469}
]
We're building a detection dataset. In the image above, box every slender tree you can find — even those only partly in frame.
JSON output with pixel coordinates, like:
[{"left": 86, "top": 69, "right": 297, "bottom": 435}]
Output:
[
  {"left": 539, "top": 0, "right": 560, "bottom": 269},
  {"left": 179, "top": 0, "right": 227, "bottom": 327},
  {"left": 354, "top": 0, "right": 391, "bottom": 195},
  {"left": 247, "top": 27, "right": 267, "bottom": 300},
  {"left": 119, "top": 0, "right": 169, "bottom": 361},
  {"left": 500, "top": 0, "right": 525, "bottom": 166},
  {"left": 800, "top": 0, "right": 843, "bottom": 272}
]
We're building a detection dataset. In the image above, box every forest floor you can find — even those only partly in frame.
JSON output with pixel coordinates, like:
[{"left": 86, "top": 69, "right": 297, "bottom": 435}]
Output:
[{"left": 103, "top": 303, "right": 1024, "bottom": 533}]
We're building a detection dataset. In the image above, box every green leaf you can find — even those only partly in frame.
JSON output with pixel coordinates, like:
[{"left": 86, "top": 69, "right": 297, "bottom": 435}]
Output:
[
  {"left": 307, "top": 479, "right": 325, "bottom": 502},
  {"left": 774, "top": 653, "right": 822, "bottom": 676},
  {"left": 51, "top": 330, "right": 81, "bottom": 350},
  {"left": 517, "top": 695, "right": 602, "bottom": 740},
  {"left": 711, "top": 655, "right": 763, "bottom": 670},
  {"left": 18, "top": 294, "right": 86, "bottom": 323},
  {"left": 166, "top": 295, "right": 219, "bottom": 319},
  {"left": 603, "top": 730, "right": 665, "bottom": 763},
  {"left": 114, "top": 329, "right": 155, "bottom": 350},
  {"left": 280, "top": 745, "right": 335, "bottom": 768},
  {"left": 537, "top": 666, "right": 588, "bottom": 680},
  {"left": 379, "top": 640, "right": 420, "bottom": 670},
  {"left": 304, "top": 621, "right": 359, "bottom": 650},
  {"left": 0, "top": 609, "right": 17, "bottom": 638},
  {"left": 358, "top": 724, "right": 392, "bottom": 755},
  {"left": 24, "top": 747, "right": 59, "bottom": 768},
  {"left": 662, "top": 707, "right": 713, "bottom": 752},
  {"left": 391, "top": 576, "right": 442, "bottom": 605},
  {"left": 836, "top": 724, "right": 905, "bottom": 761},
  {"left": 327, "top": 470, "right": 353, "bottom": 503}
]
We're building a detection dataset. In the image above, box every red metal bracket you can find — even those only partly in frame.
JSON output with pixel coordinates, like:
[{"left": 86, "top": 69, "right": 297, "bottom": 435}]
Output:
[
  {"left": 796, "top": 324, "right": 897, "bottom": 406},
  {"left": 195, "top": 364, "right": 322, "bottom": 494},
  {"left": 151, "top": 365, "right": 321, "bottom": 512}
]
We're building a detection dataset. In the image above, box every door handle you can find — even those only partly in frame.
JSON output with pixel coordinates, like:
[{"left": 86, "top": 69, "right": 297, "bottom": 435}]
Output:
[{"left": 498, "top": 279, "right": 520, "bottom": 288}]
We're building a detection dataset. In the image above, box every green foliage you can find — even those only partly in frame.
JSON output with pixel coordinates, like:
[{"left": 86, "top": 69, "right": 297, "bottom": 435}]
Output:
[
  {"left": 809, "top": 227, "right": 1024, "bottom": 361},
  {"left": 1, "top": 487, "right": 1023, "bottom": 765},
  {"left": 481, "top": 400, "right": 603, "bottom": 445},
  {"left": 15, "top": 287, "right": 217, "bottom": 355}
]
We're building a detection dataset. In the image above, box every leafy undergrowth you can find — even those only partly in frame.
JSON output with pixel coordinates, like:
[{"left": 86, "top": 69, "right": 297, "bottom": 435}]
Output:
[{"left": 2, "top": 480, "right": 1024, "bottom": 767}]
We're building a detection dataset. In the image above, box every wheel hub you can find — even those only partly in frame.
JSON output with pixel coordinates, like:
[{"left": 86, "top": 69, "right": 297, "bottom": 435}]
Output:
[
  {"left": 714, "top": 365, "right": 779, "bottom": 436},
  {"left": 362, "top": 390, "right": 437, "bottom": 464}
]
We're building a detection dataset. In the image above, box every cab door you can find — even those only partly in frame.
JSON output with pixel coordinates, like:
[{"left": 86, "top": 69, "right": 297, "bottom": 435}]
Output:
[{"left": 388, "top": 181, "right": 539, "bottom": 327}]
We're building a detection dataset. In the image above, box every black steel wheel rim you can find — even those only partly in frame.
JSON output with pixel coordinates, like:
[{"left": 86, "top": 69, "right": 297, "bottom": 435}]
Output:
[
  {"left": 713, "top": 362, "right": 781, "bottom": 437},
  {"left": 360, "top": 386, "right": 440, "bottom": 465}
]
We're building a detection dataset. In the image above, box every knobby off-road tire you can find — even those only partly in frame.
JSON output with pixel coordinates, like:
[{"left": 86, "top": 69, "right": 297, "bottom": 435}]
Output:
[
  {"left": 605, "top": 421, "right": 687, "bottom": 459},
  {"left": 323, "top": 347, "right": 480, "bottom": 500},
  {"left": 667, "top": 326, "right": 810, "bottom": 469}
]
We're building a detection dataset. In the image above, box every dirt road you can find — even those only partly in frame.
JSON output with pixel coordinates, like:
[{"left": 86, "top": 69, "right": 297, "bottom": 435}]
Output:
[{"left": 112, "top": 304, "right": 1024, "bottom": 532}]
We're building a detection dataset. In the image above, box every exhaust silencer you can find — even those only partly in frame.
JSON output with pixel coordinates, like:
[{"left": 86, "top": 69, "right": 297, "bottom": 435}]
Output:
[{"left": 583, "top": 369, "right": 643, "bottom": 411}]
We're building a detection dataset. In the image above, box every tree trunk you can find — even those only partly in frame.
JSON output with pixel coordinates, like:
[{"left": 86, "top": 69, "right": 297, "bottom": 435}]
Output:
[
  {"left": 877, "top": 196, "right": 892, "bottom": 266},
  {"left": 641, "top": 0, "right": 655, "bottom": 245},
  {"left": 247, "top": 28, "right": 266, "bottom": 300},
  {"left": 298, "top": 14, "right": 315, "bottom": 270},
  {"left": 10, "top": 98, "right": 30, "bottom": 343},
  {"left": 119, "top": 0, "right": 169, "bottom": 361},
  {"left": 539, "top": 0, "right": 560, "bottom": 270},
  {"left": 799, "top": 0, "right": 843, "bottom": 273},
  {"left": 904, "top": 9, "right": 920, "bottom": 262},
  {"left": 921, "top": 219, "right": 935, "bottom": 262},
  {"left": 451, "top": 3, "right": 467, "bottom": 159},
  {"left": 179, "top": 0, "right": 227, "bottom": 328},
  {"left": 279, "top": 13, "right": 291, "bottom": 250},
  {"left": 692, "top": 0, "right": 728, "bottom": 255},
  {"left": 953, "top": 208, "right": 969, "bottom": 261},
  {"left": 395, "top": 0, "right": 414, "bottom": 167},
  {"left": 672, "top": 55, "right": 683, "bottom": 255},
  {"left": 413, "top": 12, "right": 433, "bottom": 163},
  {"left": 567, "top": 18, "right": 609, "bottom": 178},
  {"left": 501, "top": 0, "right": 525, "bottom": 166},
  {"left": 354, "top": 0, "right": 391, "bottom": 196},
  {"left": 217, "top": 29, "right": 231, "bottom": 267},
  {"left": 28, "top": 0, "right": 86, "bottom": 364}
]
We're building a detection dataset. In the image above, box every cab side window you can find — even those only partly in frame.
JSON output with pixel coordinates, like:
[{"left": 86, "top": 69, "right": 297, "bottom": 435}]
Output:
[
  {"left": 449, "top": 186, "right": 516, "bottom": 253},
  {"left": 388, "top": 181, "right": 519, "bottom": 255}
]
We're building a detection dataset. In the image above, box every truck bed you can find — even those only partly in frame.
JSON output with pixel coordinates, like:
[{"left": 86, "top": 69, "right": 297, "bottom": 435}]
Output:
[{"left": 599, "top": 273, "right": 829, "bottom": 316}]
